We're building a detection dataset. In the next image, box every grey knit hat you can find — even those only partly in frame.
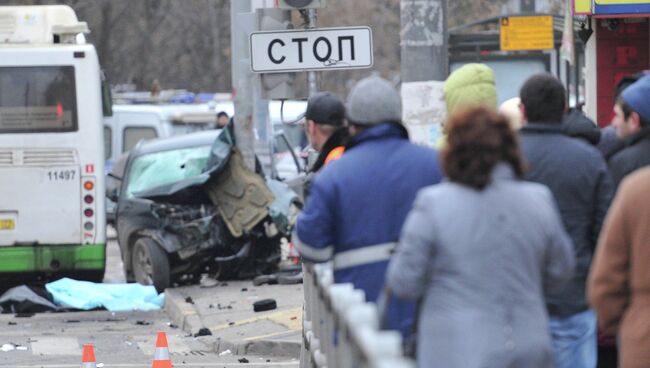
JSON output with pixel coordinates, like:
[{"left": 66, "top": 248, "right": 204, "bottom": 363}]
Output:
[{"left": 346, "top": 76, "right": 402, "bottom": 125}]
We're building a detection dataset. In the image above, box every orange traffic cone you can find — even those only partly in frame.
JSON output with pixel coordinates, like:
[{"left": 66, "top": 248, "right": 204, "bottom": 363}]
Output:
[
  {"left": 81, "top": 344, "right": 97, "bottom": 368},
  {"left": 152, "top": 331, "right": 172, "bottom": 368}
]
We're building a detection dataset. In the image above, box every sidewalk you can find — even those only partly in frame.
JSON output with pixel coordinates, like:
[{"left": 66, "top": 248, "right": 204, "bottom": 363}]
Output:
[{"left": 165, "top": 280, "right": 303, "bottom": 358}]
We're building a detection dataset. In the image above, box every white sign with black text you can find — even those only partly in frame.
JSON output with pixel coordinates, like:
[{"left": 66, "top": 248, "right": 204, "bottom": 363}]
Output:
[{"left": 250, "top": 26, "right": 373, "bottom": 73}]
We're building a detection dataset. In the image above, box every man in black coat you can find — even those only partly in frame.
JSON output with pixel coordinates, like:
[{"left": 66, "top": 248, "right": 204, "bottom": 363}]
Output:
[
  {"left": 607, "top": 75, "right": 650, "bottom": 190},
  {"left": 518, "top": 74, "right": 613, "bottom": 368},
  {"left": 301, "top": 92, "right": 348, "bottom": 198}
]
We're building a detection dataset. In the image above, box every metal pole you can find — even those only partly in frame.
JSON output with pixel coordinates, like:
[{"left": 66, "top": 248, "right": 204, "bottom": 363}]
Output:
[
  {"left": 230, "top": 0, "right": 256, "bottom": 171},
  {"left": 400, "top": 0, "right": 448, "bottom": 83},
  {"left": 307, "top": 9, "right": 318, "bottom": 95}
]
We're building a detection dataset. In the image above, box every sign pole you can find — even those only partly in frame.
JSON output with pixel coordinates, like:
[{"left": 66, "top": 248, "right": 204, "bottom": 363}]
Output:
[
  {"left": 400, "top": 0, "right": 447, "bottom": 83},
  {"left": 231, "top": 0, "right": 257, "bottom": 171},
  {"left": 307, "top": 9, "right": 319, "bottom": 96},
  {"left": 400, "top": 0, "right": 448, "bottom": 147}
]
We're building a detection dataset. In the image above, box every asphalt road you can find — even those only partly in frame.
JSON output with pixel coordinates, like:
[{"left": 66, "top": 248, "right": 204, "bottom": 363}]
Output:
[
  {"left": 0, "top": 228, "right": 299, "bottom": 367},
  {"left": 0, "top": 310, "right": 298, "bottom": 367}
]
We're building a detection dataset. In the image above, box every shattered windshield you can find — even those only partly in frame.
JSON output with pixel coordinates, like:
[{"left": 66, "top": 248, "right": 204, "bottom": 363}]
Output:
[{"left": 126, "top": 145, "right": 212, "bottom": 198}]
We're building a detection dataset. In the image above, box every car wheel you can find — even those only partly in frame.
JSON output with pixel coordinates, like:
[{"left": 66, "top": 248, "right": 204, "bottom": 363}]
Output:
[{"left": 132, "top": 237, "right": 170, "bottom": 292}]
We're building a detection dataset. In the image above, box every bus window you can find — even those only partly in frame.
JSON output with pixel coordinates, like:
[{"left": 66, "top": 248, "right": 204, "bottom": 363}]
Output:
[
  {"left": 0, "top": 66, "right": 78, "bottom": 133},
  {"left": 123, "top": 127, "right": 157, "bottom": 153},
  {"left": 104, "top": 126, "right": 112, "bottom": 160}
]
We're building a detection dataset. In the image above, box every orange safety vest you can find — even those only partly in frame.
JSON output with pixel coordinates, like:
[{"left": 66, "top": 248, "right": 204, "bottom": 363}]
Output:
[{"left": 324, "top": 146, "right": 345, "bottom": 165}]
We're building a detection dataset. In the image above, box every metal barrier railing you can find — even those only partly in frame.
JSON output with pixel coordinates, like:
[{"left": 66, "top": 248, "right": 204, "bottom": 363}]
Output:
[{"left": 300, "top": 262, "right": 415, "bottom": 368}]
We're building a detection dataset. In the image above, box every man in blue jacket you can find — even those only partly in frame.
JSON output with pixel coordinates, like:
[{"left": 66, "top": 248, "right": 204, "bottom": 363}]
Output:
[
  {"left": 519, "top": 74, "right": 613, "bottom": 368},
  {"left": 293, "top": 76, "right": 443, "bottom": 336}
]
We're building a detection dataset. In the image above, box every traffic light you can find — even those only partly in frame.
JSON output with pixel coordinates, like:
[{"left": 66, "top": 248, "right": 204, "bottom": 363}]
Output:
[
  {"left": 277, "top": 0, "right": 327, "bottom": 9},
  {"left": 257, "top": 8, "right": 295, "bottom": 99}
]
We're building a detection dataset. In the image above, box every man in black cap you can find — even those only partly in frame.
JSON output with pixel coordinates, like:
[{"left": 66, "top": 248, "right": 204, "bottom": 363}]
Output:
[
  {"left": 301, "top": 92, "right": 348, "bottom": 199},
  {"left": 304, "top": 91, "right": 348, "bottom": 173}
]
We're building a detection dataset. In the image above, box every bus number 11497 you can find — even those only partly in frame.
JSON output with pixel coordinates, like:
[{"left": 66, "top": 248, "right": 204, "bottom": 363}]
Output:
[{"left": 47, "top": 170, "right": 76, "bottom": 181}]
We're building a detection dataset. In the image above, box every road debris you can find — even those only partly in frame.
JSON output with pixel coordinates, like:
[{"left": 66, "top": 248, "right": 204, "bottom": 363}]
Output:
[
  {"left": 194, "top": 328, "right": 212, "bottom": 337},
  {"left": 0, "top": 285, "right": 58, "bottom": 313},
  {"left": 253, "top": 299, "right": 277, "bottom": 312},
  {"left": 253, "top": 270, "right": 302, "bottom": 286}
]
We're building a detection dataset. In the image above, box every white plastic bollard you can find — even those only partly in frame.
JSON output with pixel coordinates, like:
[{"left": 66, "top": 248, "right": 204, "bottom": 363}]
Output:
[
  {"left": 373, "top": 358, "right": 417, "bottom": 368},
  {"left": 339, "top": 303, "right": 379, "bottom": 368},
  {"left": 344, "top": 303, "right": 379, "bottom": 331},
  {"left": 313, "top": 266, "right": 338, "bottom": 351},
  {"left": 357, "top": 329, "right": 404, "bottom": 366},
  {"left": 322, "top": 283, "right": 355, "bottom": 363},
  {"left": 327, "top": 289, "right": 366, "bottom": 367}
]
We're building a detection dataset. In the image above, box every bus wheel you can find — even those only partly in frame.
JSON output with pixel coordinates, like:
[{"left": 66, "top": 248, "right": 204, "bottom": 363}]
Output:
[{"left": 132, "top": 237, "right": 170, "bottom": 292}]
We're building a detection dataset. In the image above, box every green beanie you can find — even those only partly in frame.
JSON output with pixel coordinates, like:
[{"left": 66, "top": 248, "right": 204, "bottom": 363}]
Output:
[{"left": 443, "top": 63, "right": 498, "bottom": 116}]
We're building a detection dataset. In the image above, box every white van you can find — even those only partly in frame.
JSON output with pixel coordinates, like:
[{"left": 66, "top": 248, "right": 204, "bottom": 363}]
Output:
[{"left": 103, "top": 102, "right": 234, "bottom": 174}]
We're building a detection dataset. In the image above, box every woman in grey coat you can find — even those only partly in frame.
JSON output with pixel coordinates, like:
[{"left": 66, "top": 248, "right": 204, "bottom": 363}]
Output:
[{"left": 386, "top": 107, "right": 575, "bottom": 368}]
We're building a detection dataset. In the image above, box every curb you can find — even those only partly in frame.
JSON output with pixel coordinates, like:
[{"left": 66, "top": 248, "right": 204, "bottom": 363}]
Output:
[
  {"left": 164, "top": 288, "right": 301, "bottom": 358},
  {"left": 164, "top": 288, "right": 204, "bottom": 335},
  {"left": 214, "top": 336, "right": 301, "bottom": 358}
]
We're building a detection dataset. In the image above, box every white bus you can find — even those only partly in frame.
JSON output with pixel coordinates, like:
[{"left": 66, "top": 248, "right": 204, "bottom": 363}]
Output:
[{"left": 0, "top": 5, "right": 107, "bottom": 281}]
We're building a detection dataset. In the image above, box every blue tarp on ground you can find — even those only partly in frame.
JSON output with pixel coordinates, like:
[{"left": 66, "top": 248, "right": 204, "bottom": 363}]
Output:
[{"left": 45, "top": 278, "right": 165, "bottom": 312}]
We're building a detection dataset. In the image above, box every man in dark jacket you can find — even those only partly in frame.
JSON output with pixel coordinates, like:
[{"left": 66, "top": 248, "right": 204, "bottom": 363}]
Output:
[
  {"left": 608, "top": 75, "right": 650, "bottom": 190},
  {"left": 301, "top": 92, "right": 349, "bottom": 199},
  {"left": 519, "top": 74, "right": 613, "bottom": 368},
  {"left": 294, "top": 76, "right": 443, "bottom": 338},
  {"left": 303, "top": 92, "right": 348, "bottom": 173}
]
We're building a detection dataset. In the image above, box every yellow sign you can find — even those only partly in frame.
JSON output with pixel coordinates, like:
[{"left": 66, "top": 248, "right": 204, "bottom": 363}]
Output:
[
  {"left": 574, "top": 0, "right": 592, "bottom": 14},
  {"left": 0, "top": 219, "right": 15, "bottom": 230},
  {"left": 500, "top": 16, "right": 554, "bottom": 52}
]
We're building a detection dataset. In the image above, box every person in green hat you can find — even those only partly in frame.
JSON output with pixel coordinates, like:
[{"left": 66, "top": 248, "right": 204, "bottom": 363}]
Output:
[{"left": 434, "top": 63, "right": 498, "bottom": 149}]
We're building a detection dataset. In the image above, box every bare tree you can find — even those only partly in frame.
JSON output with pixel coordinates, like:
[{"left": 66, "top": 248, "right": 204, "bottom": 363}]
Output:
[{"left": 0, "top": 0, "right": 564, "bottom": 96}]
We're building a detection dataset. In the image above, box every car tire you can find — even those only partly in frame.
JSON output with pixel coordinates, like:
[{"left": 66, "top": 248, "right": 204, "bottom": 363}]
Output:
[{"left": 132, "top": 237, "right": 170, "bottom": 293}]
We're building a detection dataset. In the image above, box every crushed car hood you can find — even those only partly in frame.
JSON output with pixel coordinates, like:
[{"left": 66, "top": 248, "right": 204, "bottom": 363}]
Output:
[{"left": 134, "top": 125, "right": 297, "bottom": 237}]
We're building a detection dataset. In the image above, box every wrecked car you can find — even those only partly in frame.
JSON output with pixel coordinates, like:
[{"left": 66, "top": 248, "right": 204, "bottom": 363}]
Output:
[{"left": 107, "top": 126, "right": 300, "bottom": 291}]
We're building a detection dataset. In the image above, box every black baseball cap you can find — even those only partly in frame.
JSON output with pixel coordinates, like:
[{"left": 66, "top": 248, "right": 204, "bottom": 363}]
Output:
[{"left": 304, "top": 92, "right": 345, "bottom": 126}]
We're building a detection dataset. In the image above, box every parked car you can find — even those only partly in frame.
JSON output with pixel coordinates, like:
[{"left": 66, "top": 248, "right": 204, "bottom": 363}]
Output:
[{"left": 107, "top": 127, "right": 299, "bottom": 291}]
